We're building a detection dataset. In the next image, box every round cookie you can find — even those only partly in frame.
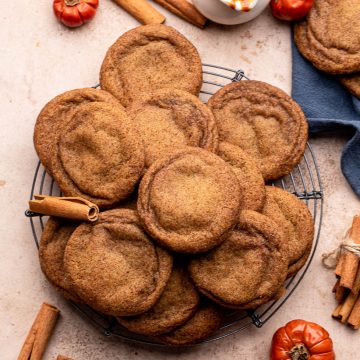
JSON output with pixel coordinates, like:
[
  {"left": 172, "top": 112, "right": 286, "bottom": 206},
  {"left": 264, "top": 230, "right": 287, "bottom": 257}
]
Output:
[
  {"left": 100, "top": 24, "right": 203, "bottom": 107},
  {"left": 117, "top": 267, "right": 200, "bottom": 336},
  {"left": 50, "top": 102, "right": 145, "bottom": 208},
  {"left": 155, "top": 303, "right": 223, "bottom": 346},
  {"left": 294, "top": 0, "right": 360, "bottom": 74},
  {"left": 217, "top": 142, "right": 265, "bottom": 211},
  {"left": 188, "top": 210, "right": 288, "bottom": 309},
  {"left": 64, "top": 209, "right": 173, "bottom": 316},
  {"left": 39, "top": 217, "right": 81, "bottom": 302},
  {"left": 339, "top": 73, "right": 360, "bottom": 99},
  {"left": 137, "top": 148, "right": 242, "bottom": 254},
  {"left": 261, "top": 186, "right": 314, "bottom": 278},
  {"left": 34, "top": 88, "right": 121, "bottom": 173},
  {"left": 208, "top": 81, "right": 308, "bottom": 181},
  {"left": 128, "top": 88, "right": 219, "bottom": 168}
]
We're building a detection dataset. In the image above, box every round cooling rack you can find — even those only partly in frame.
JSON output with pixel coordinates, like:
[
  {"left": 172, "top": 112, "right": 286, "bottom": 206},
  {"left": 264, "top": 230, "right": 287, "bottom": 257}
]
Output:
[{"left": 26, "top": 64, "right": 323, "bottom": 346}]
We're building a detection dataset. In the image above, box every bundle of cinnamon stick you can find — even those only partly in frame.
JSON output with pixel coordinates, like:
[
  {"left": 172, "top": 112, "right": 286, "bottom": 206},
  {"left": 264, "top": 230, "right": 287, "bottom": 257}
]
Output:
[
  {"left": 332, "top": 215, "right": 360, "bottom": 329},
  {"left": 112, "top": 0, "right": 207, "bottom": 28}
]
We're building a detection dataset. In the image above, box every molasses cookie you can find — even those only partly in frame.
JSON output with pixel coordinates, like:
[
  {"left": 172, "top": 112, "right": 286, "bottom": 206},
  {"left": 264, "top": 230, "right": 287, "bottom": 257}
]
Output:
[
  {"left": 294, "top": 0, "right": 360, "bottom": 74},
  {"left": 39, "top": 217, "right": 81, "bottom": 302},
  {"left": 208, "top": 81, "right": 308, "bottom": 181},
  {"left": 217, "top": 142, "right": 265, "bottom": 211},
  {"left": 262, "top": 186, "right": 314, "bottom": 278},
  {"left": 138, "top": 148, "right": 242, "bottom": 254},
  {"left": 128, "top": 89, "right": 218, "bottom": 167},
  {"left": 34, "top": 88, "right": 121, "bottom": 173},
  {"left": 100, "top": 24, "right": 203, "bottom": 107},
  {"left": 64, "top": 209, "right": 173, "bottom": 316},
  {"left": 117, "top": 267, "right": 199, "bottom": 336},
  {"left": 339, "top": 74, "right": 360, "bottom": 99},
  {"left": 155, "top": 303, "right": 223, "bottom": 345},
  {"left": 50, "top": 102, "right": 145, "bottom": 208},
  {"left": 189, "top": 210, "right": 288, "bottom": 309}
]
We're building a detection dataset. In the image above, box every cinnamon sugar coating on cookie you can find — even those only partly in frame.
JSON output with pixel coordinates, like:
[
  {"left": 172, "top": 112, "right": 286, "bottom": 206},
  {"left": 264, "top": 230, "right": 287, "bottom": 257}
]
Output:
[
  {"left": 39, "top": 217, "right": 82, "bottom": 302},
  {"left": 217, "top": 142, "right": 265, "bottom": 211},
  {"left": 100, "top": 24, "right": 202, "bottom": 107},
  {"left": 294, "top": 0, "right": 360, "bottom": 74},
  {"left": 64, "top": 209, "right": 173, "bottom": 316},
  {"left": 155, "top": 303, "right": 223, "bottom": 345},
  {"left": 208, "top": 81, "right": 308, "bottom": 181},
  {"left": 118, "top": 266, "right": 199, "bottom": 336},
  {"left": 128, "top": 88, "right": 218, "bottom": 167},
  {"left": 138, "top": 148, "right": 242, "bottom": 254},
  {"left": 189, "top": 210, "right": 288, "bottom": 309},
  {"left": 34, "top": 88, "right": 121, "bottom": 174},
  {"left": 261, "top": 186, "right": 314, "bottom": 278},
  {"left": 50, "top": 102, "right": 145, "bottom": 208}
]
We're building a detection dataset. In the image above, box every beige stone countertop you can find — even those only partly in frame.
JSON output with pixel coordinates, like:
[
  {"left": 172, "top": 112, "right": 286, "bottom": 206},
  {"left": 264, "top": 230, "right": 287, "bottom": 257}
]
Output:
[{"left": 1, "top": 1, "right": 359, "bottom": 359}]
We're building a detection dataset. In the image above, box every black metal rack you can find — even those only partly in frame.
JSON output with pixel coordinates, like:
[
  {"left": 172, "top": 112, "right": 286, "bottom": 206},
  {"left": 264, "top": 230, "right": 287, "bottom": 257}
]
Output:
[{"left": 26, "top": 64, "right": 323, "bottom": 346}]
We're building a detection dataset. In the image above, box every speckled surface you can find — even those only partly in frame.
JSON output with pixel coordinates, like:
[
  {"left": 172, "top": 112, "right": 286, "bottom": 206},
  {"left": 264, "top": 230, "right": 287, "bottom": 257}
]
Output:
[{"left": 1, "top": 1, "right": 359, "bottom": 359}]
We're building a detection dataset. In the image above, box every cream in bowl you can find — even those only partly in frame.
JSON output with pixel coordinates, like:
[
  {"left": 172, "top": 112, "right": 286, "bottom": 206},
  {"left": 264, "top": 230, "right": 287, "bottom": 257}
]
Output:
[
  {"left": 220, "top": 0, "right": 258, "bottom": 12},
  {"left": 192, "top": 0, "right": 270, "bottom": 25}
]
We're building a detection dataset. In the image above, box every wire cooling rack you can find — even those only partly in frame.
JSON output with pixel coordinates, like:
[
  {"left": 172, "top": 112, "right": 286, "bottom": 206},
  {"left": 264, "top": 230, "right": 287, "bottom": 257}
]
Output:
[{"left": 26, "top": 64, "right": 323, "bottom": 346}]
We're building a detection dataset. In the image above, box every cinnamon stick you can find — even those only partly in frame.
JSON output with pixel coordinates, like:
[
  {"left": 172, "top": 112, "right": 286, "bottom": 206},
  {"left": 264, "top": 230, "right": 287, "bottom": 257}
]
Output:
[
  {"left": 153, "top": 0, "right": 207, "bottom": 28},
  {"left": 335, "top": 254, "right": 345, "bottom": 278},
  {"left": 335, "top": 284, "right": 348, "bottom": 304},
  {"left": 113, "top": 0, "right": 166, "bottom": 24},
  {"left": 351, "top": 266, "right": 360, "bottom": 295},
  {"left": 340, "top": 255, "right": 359, "bottom": 290},
  {"left": 339, "top": 292, "right": 358, "bottom": 323},
  {"left": 332, "top": 303, "right": 343, "bottom": 319},
  {"left": 154, "top": 0, "right": 185, "bottom": 19},
  {"left": 57, "top": 356, "right": 73, "bottom": 360},
  {"left": 338, "top": 216, "right": 360, "bottom": 290},
  {"left": 348, "top": 295, "right": 360, "bottom": 329},
  {"left": 333, "top": 279, "right": 348, "bottom": 303},
  {"left": 18, "top": 303, "right": 60, "bottom": 360},
  {"left": 29, "top": 195, "right": 99, "bottom": 222}
]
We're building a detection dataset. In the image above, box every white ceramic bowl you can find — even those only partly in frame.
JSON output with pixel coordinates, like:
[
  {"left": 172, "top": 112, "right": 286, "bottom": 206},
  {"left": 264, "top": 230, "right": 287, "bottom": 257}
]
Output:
[{"left": 192, "top": 0, "right": 270, "bottom": 25}]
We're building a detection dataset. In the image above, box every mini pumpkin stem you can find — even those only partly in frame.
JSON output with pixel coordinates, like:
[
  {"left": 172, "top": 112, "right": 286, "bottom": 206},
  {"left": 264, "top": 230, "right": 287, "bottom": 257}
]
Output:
[
  {"left": 289, "top": 343, "right": 310, "bottom": 360},
  {"left": 65, "top": 0, "right": 80, "bottom": 6}
]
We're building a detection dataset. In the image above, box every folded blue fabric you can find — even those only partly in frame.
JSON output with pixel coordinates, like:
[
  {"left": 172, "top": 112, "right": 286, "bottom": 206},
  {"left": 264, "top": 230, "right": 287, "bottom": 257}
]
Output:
[{"left": 291, "top": 38, "right": 360, "bottom": 197}]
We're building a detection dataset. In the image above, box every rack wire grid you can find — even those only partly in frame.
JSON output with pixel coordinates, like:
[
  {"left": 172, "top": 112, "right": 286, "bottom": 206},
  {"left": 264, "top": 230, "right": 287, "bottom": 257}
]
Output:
[{"left": 26, "top": 64, "right": 323, "bottom": 346}]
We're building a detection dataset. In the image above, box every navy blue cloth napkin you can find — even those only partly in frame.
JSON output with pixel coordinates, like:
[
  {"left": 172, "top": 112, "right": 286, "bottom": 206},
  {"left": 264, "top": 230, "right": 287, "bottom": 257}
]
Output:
[{"left": 291, "top": 39, "right": 360, "bottom": 197}]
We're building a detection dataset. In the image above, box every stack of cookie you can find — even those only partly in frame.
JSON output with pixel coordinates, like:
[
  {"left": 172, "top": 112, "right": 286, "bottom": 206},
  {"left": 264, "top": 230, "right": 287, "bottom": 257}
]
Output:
[
  {"left": 34, "top": 24, "right": 314, "bottom": 345},
  {"left": 294, "top": 0, "right": 360, "bottom": 99}
]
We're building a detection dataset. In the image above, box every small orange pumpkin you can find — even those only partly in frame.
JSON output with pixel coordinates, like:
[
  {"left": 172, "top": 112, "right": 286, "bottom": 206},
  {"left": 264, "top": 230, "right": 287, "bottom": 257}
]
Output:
[{"left": 270, "top": 320, "right": 335, "bottom": 360}]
